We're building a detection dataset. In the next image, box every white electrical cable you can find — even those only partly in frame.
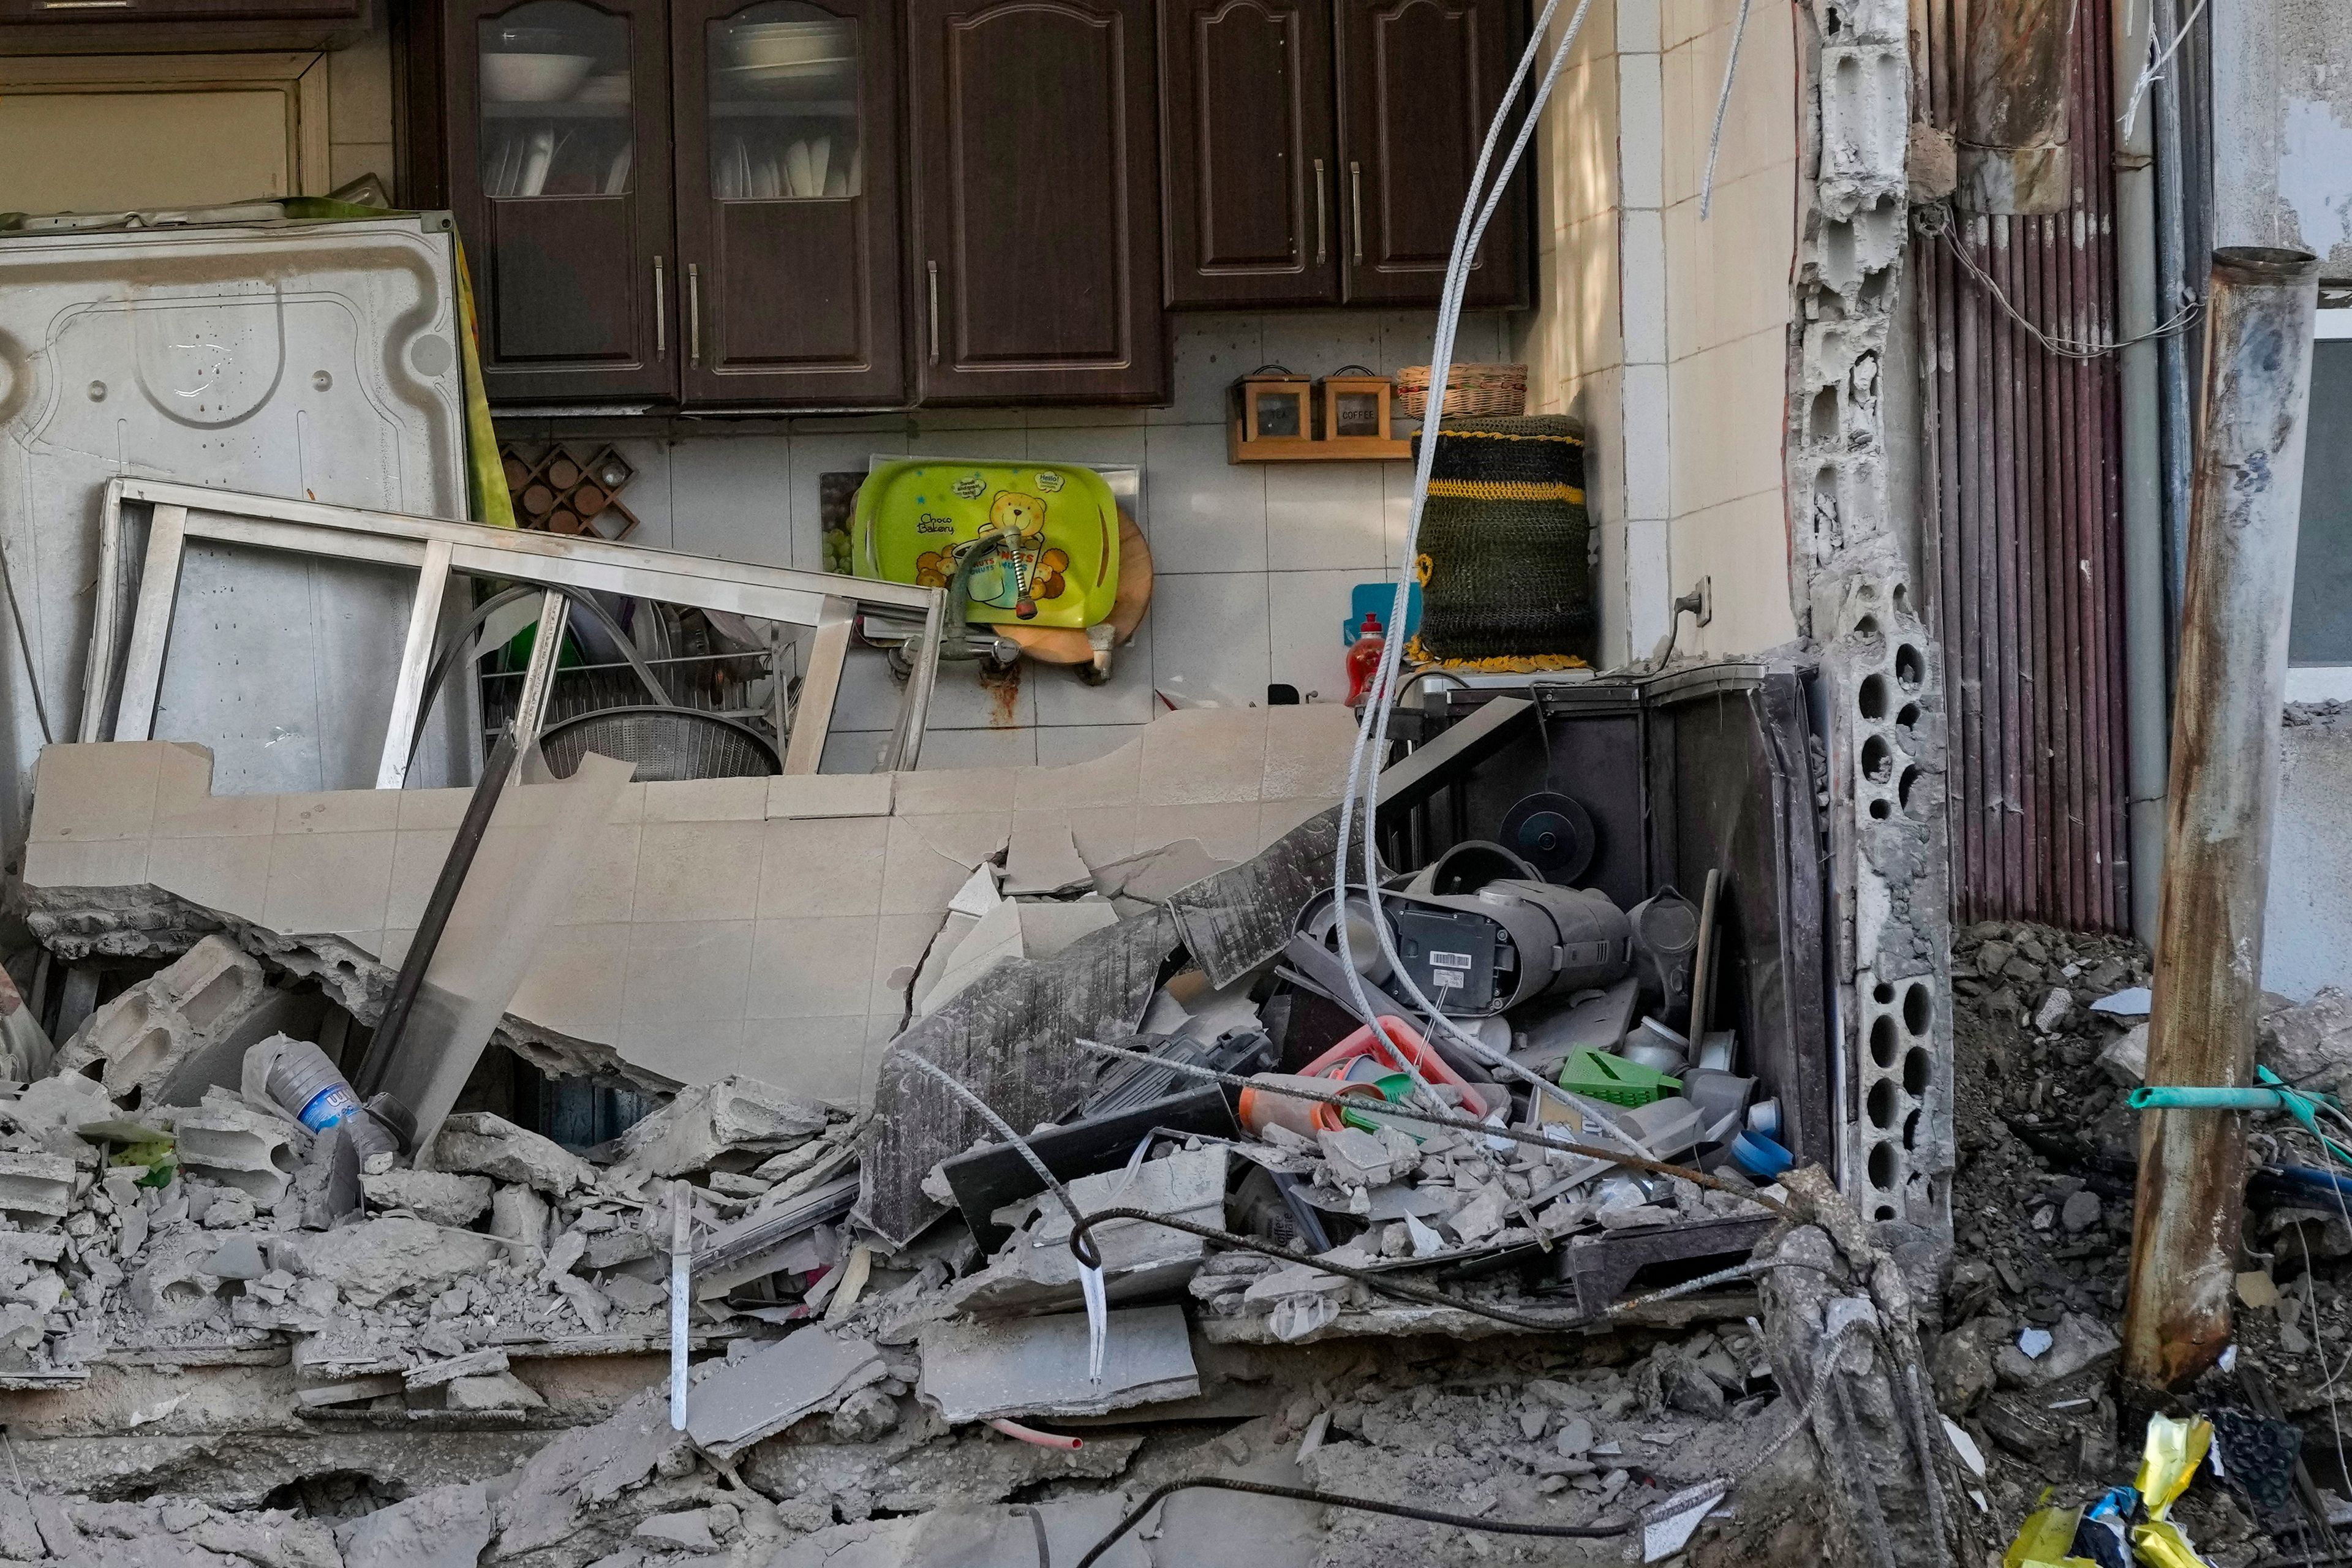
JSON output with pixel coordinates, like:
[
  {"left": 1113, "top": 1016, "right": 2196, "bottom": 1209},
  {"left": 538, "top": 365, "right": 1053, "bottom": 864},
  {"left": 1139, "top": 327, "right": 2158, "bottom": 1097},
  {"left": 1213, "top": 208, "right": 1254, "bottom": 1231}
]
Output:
[{"left": 1330, "top": 0, "right": 1627, "bottom": 1147}]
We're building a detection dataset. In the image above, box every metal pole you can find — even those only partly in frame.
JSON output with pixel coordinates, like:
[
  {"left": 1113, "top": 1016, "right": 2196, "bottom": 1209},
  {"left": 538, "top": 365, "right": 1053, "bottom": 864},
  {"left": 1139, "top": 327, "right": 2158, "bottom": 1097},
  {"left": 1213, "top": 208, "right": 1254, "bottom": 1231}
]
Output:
[
  {"left": 2114, "top": 0, "right": 2168, "bottom": 944},
  {"left": 2150, "top": 0, "right": 2196, "bottom": 676},
  {"left": 2122, "top": 246, "right": 2320, "bottom": 1394},
  {"left": 669, "top": 1180, "right": 691, "bottom": 1431}
]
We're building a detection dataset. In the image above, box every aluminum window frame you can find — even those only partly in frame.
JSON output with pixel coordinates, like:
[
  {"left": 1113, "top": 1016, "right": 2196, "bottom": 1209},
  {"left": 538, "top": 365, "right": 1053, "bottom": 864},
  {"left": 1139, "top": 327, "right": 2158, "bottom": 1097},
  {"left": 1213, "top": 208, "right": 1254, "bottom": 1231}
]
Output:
[{"left": 81, "top": 477, "right": 944, "bottom": 783}]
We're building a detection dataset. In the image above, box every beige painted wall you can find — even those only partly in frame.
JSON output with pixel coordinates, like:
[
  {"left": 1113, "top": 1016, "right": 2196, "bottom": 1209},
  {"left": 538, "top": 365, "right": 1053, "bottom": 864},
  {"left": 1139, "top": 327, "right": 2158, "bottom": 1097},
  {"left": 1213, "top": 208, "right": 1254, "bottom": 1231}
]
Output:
[
  {"left": 1516, "top": 0, "right": 1800, "bottom": 662},
  {"left": 1659, "top": 0, "right": 1798, "bottom": 657}
]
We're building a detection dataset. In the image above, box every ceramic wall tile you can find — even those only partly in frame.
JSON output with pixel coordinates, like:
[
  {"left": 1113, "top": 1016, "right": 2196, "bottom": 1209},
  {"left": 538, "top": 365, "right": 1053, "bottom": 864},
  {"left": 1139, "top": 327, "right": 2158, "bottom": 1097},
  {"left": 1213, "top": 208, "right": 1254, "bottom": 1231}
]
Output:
[
  {"left": 23, "top": 839, "right": 149, "bottom": 888},
  {"left": 262, "top": 830, "right": 394, "bottom": 935},
  {"left": 508, "top": 922, "right": 630, "bottom": 1041},
  {"left": 633, "top": 820, "right": 765, "bottom": 922},
  {"left": 1265, "top": 462, "right": 1389, "bottom": 572},
  {"left": 758, "top": 816, "right": 889, "bottom": 918},
  {"left": 668, "top": 437, "right": 796, "bottom": 567},
  {"left": 742, "top": 1015, "right": 869, "bottom": 1107},
  {"left": 620, "top": 918, "right": 753, "bottom": 1025},
  {"left": 881, "top": 811, "right": 1012, "bottom": 914},
  {"left": 1147, "top": 575, "right": 1270, "bottom": 709},
  {"left": 643, "top": 776, "right": 769, "bottom": 823},
  {"left": 1267, "top": 570, "right": 1374, "bottom": 704},
  {"left": 1139, "top": 707, "right": 1268, "bottom": 805},
  {"left": 747, "top": 915, "right": 883, "bottom": 1018},
  {"left": 29, "top": 742, "right": 163, "bottom": 843},
  {"left": 1035, "top": 724, "right": 1147, "bottom": 769},
  {"left": 912, "top": 729, "right": 1039, "bottom": 771},
  {"left": 1034, "top": 611, "right": 1156, "bottom": 728},
  {"left": 619, "top": 1019, "right": 745, "bottom": 1085},
  {"left": 1144, "top": 425, "right": 1267, "bottom": 574},
  {"left": 146, "top": 835, "right": 270, "bottom": 916}
]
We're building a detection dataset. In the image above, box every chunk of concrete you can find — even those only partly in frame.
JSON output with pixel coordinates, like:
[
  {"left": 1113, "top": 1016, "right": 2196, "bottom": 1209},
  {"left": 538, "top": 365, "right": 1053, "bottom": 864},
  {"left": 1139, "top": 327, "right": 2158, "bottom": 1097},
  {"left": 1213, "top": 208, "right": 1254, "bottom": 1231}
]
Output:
[
  {"left": 612, "top": 1075, "right": 832, "bottom": 1180},
  {"left": 337, "top": 1483, "right": 492, "bottom": 1568},
  {"left": 1994, "top": 1311, "right": 2120, "bottom": 1387},
  {"left": 172, "top": 1099, "right": 305, "bottom": 1207},
  {"left": 298, "top": 1376, "right": 404, "bottom": 1408},
  {"left": 405, "top": 1346, "right": 510, "bottom": 1390},
  {"left": 919, "top": 1304, "right": 1200, "bottom": 1422},
  {"left": 362, "top": 1169, "right": 494, "bottom": 1227},
  {"left": 129, "top": 1235, "right": 238, "bottom": 1325},
  {"left": 686, "top": 1325, "right": 884, "bottom": 1460},
  {"left": 281, "top": 1216, "right": 501, "bottom": 1309},
  {"left": 634, "top": 1510, "right": 716, "bottom": 1551},
  {"left": 2097, "top": 1023, "right": 2148, "bottom": 1085},
  {"left": 445, "top": 1371, "right": 545, "bottom": 1411},
  {"left": 489, "top": 1183, "right": 550, "bottom": 1250},
  {"left": 1, "top": 1073, "right": 119, "bottom": 1137},
  {"left": 422, "top": 1112, "right": 593, "bottom": 1196},
  {"left": 55, "top": 935, "right": 266, "bottom": 1106},
  {"left": 205, "top": 1235, "right": 266, "bottom": 1281},
  {"left": 948, "top": 1147, "right": 1228, "bottom": 1316},
  {"left": 0, "top": 1152, "right": 74, "bottom": 1222}
]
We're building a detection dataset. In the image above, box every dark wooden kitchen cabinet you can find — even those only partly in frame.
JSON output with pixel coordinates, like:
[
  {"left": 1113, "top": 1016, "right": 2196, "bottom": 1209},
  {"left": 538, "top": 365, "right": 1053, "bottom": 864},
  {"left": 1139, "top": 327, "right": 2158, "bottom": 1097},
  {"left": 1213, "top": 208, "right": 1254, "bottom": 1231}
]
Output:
[
  {"left": 1158, "top": 0, "right": 1526, "bottom": 309},
  {"left": 444, "top": 0, "right": 677, "bottom": 403},
  {"left": 1334, "top": 0, "right": 1524, "bottom": 307},
  {"left": 671, "top": 0, "right": 905, "bottom": 403},
  {"left": 1158, "top": 0, "right": 1334, "bottom": 308},
  {"left": 904, "top": 0, "right": 1167, "bottom": 402}
]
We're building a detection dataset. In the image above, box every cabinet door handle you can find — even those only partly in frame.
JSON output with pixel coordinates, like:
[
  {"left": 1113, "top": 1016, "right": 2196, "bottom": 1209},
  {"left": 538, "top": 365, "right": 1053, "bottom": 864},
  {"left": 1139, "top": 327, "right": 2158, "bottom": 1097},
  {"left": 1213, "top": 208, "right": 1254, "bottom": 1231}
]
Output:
[
  {"left": 1350, "top": 161, "right": 1364, "bottom": 265},
  {"left": 927, "top": 261, "right": 941, "bottom": 366},
  {"left": 653, "top": 256, "right": 666, "bottom": 360},
  {"left": 1313, "top": 159, "right": 1327, "bottom": 266},
  {"left": 687, "top": 262, "right": 702, "bottom": 367}
]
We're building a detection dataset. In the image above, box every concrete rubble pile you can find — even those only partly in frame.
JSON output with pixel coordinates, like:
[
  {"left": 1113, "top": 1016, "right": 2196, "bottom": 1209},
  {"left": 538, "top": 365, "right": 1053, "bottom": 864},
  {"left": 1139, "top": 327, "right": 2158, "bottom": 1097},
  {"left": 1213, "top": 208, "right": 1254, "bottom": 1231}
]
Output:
[{"left": 0, "top": 707, "right": 1990, "bottom": 1567}]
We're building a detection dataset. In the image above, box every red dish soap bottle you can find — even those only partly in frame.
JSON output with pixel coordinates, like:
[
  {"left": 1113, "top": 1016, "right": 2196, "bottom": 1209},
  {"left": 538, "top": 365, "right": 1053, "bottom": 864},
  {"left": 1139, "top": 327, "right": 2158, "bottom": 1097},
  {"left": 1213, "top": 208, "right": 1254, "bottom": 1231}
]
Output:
[{"left": 1346, "top": 610, "right": 1385, "bottom": 706}]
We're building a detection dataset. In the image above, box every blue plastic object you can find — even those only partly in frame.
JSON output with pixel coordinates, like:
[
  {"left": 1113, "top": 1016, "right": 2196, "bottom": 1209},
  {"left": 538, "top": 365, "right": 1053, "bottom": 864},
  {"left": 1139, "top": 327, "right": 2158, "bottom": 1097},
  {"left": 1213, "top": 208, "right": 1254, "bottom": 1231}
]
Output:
[{"left": 1730, "top": 1130, "right": 1794, "bottom": 1180}]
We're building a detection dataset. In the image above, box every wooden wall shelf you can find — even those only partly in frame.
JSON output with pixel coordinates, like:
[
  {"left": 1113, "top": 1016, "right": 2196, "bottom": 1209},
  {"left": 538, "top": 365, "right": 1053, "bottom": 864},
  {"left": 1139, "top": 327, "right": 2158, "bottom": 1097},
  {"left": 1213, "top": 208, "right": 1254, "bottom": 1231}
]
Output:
[{"left": 1227, "top": 424, "right": 1412, "bottom": 462}]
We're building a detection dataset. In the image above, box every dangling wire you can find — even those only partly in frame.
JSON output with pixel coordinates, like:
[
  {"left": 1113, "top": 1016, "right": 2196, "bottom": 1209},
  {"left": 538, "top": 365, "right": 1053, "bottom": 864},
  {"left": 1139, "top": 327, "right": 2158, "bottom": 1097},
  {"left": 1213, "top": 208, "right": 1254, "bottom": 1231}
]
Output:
[{"left": 1330, "top": 0, "right": 1605, "bottom": 1120}]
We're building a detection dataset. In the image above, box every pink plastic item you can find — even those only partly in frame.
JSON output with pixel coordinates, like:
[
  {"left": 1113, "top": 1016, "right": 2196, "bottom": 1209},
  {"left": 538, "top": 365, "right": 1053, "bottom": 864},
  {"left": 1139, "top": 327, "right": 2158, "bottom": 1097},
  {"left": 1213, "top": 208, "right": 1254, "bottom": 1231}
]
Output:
[{"left": 1296, "top": 1016, "right": 1497, "bottom": 1119}]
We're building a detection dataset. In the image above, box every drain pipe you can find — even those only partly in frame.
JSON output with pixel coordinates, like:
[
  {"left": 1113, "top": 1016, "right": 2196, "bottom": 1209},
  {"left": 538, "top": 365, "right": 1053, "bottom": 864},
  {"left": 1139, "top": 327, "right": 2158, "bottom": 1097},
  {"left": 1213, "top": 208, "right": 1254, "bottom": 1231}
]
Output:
[
  {"left": 2122, "top": 246, "right": 2320, "bottom": 1394},
  {"left": 2116, "top": 0, "right": 2167, "bottom": 941},
  {"left": 2150, "top": 0, "right": 2197, "bottom": 655}
]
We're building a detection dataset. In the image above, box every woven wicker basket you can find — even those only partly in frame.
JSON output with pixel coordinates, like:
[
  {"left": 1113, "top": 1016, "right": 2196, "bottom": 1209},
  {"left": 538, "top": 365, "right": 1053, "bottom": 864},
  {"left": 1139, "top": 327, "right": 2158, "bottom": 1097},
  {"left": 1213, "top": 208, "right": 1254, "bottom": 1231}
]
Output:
[{"left": 1396, "top": 363, "right": 1529, "bottom": 418}]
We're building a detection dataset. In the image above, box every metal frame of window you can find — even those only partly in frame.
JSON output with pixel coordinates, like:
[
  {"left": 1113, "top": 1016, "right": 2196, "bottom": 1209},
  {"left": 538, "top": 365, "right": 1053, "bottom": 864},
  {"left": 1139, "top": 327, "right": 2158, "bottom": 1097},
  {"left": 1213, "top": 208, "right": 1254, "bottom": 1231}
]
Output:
[{"left": 78, "top": 478, "right": 944, "bottom": 782}]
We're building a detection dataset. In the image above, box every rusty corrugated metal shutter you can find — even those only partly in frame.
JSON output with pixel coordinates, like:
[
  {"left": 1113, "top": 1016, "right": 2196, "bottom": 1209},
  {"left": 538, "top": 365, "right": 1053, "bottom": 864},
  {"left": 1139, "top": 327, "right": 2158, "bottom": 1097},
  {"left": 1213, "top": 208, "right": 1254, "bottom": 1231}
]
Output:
[{"left": 1912, "top": 0, "right": 2130, "bottom": 930}]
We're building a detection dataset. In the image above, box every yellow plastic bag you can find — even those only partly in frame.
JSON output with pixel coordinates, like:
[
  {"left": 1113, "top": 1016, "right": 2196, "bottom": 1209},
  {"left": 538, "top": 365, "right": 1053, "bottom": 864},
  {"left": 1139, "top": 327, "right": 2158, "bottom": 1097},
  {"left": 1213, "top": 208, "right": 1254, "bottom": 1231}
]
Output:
[
  {"left": 2130, "top": 1415, "right": 2214, "bottom": 1568},
  {"left": 2003, "top": 1493, "right": 2096, "bottom": 1568}
]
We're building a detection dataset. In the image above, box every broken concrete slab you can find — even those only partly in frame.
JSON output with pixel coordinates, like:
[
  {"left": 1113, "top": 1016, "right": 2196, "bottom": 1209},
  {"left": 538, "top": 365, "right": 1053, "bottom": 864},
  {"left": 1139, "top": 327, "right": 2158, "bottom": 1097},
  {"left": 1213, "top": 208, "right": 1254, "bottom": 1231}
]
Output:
[
  {"left": 423, "top": 1112, "right": 594, "bottom": 1196},
  {"left": 337, "top": 1483, "right": 491, "bottom": 1568},
  {"left": 361, "top": 1168, "right": 493, "bottom": 1227},
  {"left": 610, "top": 1074, "right": 831, "bottom": 1180},
  {"left": 280, "top": 1216, "right": 502, "bottom": 1309},
  {"left": 405, "top": 1346, "right": 511, "bottom": 1389},
  {"left": 21, "top": 709, "right": 1349, "bottom": 1105},
  {"left": 492, "top": 1385, "right": 687, "bottom": 1555},
  {"left": 765, "top": 1501, "right": 1152, "bottom": 1568},
  {"left": 948, "top": 1147, "right": 1228, "bottom": 1316},
  {"left": 1168, "top": 806, "right": 1366, "bottom": 989},
  {"left": 685, "top": 1324, "right": 884, "bottom": 1460},
  {"left": 859, "top": 908, "right": 1180, "bottom": 1248},
  {"left": 445, "top": 1371, "right": 545, "bottom": 1410},
  {"left": 918, "top": 1304, "right": 1200, "bottom": 1422}
]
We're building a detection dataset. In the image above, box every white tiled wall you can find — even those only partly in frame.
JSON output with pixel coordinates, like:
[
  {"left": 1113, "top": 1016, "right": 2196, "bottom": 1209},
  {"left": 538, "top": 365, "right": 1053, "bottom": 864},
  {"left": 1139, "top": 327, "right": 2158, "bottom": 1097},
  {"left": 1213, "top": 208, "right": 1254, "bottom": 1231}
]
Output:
[{"left": 554, "top": 309, "right": 1512, "bottom": 771}]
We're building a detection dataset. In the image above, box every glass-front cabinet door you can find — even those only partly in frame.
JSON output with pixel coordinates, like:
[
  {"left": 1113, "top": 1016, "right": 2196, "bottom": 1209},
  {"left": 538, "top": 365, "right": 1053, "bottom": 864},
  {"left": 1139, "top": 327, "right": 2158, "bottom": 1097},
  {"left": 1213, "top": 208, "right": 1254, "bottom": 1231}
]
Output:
[
  {"left": 671, "top": 0, "right": 903, "bottom": 404},
  {"left": 448, "top": 0, "right": 677, "bottom": 402}
]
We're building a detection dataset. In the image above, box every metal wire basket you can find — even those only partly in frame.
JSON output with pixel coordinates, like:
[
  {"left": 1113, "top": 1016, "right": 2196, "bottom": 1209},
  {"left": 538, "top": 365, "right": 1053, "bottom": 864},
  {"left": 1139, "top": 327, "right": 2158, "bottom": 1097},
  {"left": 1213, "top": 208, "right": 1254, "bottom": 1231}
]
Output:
[{"left": 537, "top": 705, "right": 779, "bottom": 782}]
